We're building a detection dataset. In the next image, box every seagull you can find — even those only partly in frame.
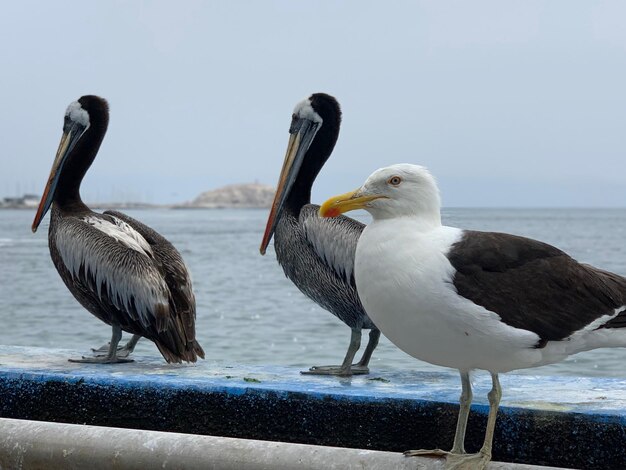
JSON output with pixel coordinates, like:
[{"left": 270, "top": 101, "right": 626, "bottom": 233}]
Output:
[{"left": 319, "top": 163, "right": 626, "bottom": 469}]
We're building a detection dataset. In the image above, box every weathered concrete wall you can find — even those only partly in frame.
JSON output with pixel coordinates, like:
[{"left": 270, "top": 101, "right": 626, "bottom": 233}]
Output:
[{"left": 1, "top": 346, "right": 625, "bottom": 469}]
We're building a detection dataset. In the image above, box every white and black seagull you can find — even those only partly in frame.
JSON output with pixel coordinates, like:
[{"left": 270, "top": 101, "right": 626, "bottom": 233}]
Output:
[
  {"left": 320, "top": 163, "right": 626, "bottom": 469},
  {"left": 260, "top": 93, "right": 380, "bottom": 376},
  {"left": 32, "top": 95, "right": 205, "bottom": 364}
]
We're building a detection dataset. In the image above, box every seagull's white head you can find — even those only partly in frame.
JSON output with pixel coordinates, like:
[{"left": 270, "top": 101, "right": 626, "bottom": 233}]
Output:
[{"left": 319, "top": 163, "right": 442, "bottom": 223}]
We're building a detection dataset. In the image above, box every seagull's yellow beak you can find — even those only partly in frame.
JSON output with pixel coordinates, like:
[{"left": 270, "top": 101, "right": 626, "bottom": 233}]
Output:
[{"left": 319, "top": 189, "right": 384, "bottom": 218}]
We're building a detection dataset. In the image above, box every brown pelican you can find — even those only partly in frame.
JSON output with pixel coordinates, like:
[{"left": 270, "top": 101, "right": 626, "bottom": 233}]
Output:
[
  {"left": 260, "top": 93, "right": 380, "bottom": 376},
  {"left": 320, "top": 163, "right": 626, "bottom": 469},
  {"left": 32, "top": 95, "right": 204, "bottom": 364}
]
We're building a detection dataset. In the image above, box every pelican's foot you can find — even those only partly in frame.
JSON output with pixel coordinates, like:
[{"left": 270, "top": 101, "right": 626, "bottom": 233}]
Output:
[
  {"left": 404, "top": 448, "right": 451, "bottom": 458},
  {"left": 349, "top": 364, "right": 370, "bottom": 374},
  {"left": 68, "top": 356, "right": 134, "bottom": 364},
  {"left": 90, "top": 343, "right": 133, "bottom": 359},
  {"left": 91, "top": 343, "right": 111, "bottom": 353},
  {"left": 301, "top": 364, "right": 369, "bottom": 376},
  {"left": 444, "top": 451, "right": 491, "bottom": 470}
]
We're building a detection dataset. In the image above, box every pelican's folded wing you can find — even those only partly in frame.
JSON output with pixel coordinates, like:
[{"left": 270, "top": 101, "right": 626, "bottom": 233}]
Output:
[
  {"left": 54, "top": 213, "right": 171, "bottom": 331},
  {"left": 300, "top": 204, "right": 364, "bottom": 286},
  {"left": 104, "top": 210, "right": 197, "bottom": 338}
]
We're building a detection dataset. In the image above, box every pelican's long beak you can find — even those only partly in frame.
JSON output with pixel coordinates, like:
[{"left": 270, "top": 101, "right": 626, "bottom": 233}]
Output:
[
  {"left": 319, "top": 189, "right": 384, "bottom": 218},
  {"left": 259, "top": 116, "right": 320, "bottom": 255},
  {"left": 32, "top": 123, "right": 86, "bottom": 232}
]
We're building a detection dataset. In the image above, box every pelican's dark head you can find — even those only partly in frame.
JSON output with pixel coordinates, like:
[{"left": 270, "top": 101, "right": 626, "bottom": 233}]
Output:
[
  {"left": 289, "top": 93, "right": 341, "bottom": 170},
  {"left": 32, "top": 95, "right": 109, "bottom": 232},
  {"left": 75, "top": 95, "right": 109, "bottom": 129},
  {"left": 260, "top": 93, "right": 342, "bottom": 255}
]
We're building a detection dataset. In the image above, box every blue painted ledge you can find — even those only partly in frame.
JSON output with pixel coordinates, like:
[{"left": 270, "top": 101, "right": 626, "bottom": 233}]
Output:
[{"left": 1, "top": 345, "right": 625, "bottom": 469}]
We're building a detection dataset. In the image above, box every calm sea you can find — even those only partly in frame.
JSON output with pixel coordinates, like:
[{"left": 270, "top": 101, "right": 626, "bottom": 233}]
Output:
[{"left": 1, "top": 207, "right": 626, "bottom": 377}]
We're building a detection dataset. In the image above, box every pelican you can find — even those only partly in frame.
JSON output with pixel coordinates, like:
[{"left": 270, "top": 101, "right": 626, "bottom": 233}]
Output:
[
  {"left": 320, "top": 163, "right": 626, "bottom": 469},
  {"left": 32, "top": 95, "right": 204, "bottom": 364},
  {"left": 260, "top": 93, "right": 380, "bottom": 376}
]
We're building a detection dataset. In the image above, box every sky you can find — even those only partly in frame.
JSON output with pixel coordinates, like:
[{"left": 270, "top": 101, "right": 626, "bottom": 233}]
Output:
[{"left": 1, "top": 1, "right": 625, "bottom": 207}]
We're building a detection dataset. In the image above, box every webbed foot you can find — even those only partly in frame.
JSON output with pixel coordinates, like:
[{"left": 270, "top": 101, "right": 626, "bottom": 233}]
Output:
[
  {"left": 404, "top": 448, "right": 451, "bottom": 458},
  {"left": 90, "top": 343, "right": 133, "bottom": 359},
  {"left": 444, "top": 450, "right": 491, "bottom": 470},
  {"left": 301, "top": 364, "right": 369, "bottom": 376},
  {"left": 69, "top": 356, "right": 134, "bottom": 364}
]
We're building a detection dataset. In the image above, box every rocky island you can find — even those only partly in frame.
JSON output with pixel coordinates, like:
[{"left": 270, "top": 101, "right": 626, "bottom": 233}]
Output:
[{"left": 179, "top": 183, "right": 275, "bottom": 209}]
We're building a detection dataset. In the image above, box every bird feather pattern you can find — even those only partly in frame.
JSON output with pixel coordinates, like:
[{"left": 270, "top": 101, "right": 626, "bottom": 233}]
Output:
[
  {"left": 301, "top": 204, "right": 363, "bottom": 286},
  {"left": 54, "top": 214, "right": 170, "bottom": 330}
]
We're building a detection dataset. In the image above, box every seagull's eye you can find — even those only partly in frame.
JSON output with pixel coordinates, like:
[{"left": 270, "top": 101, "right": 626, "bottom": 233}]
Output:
[{"left": 388, "top": 176, "right": 402, "bottom": 186}]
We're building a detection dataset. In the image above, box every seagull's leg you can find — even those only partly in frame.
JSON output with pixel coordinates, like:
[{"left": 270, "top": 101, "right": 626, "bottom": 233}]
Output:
[
  {"left": 474, "top": 373, "right": 501, "bottom": 463},
  {"left": 405, "top": 370, "right": 472, "bottom": 458},
  {"left": 69, "top": 325, "right": 134, "bottom": 364},
  {"left": 351, "top": 328, "right": 381, "bottom": 374},
  {"left": 445, "top": 373, "right": 501, "bottom": 470},
  {"left": 450, "top": 370, "right": 472, "bottom": 454},
  {"left": 91, "top": 334, "right": 141, "bottom": 358},
  {"left": 302, "top": 328, "right": 366, "bottom": 376}
]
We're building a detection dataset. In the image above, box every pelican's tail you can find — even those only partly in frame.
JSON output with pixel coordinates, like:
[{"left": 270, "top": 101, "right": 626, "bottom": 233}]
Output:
[
  {"left": 154, "top": 338, "right": 205, "bottom": 364},
  {"left": 191, "top": 339, "right": 206, "bottom": 360}
]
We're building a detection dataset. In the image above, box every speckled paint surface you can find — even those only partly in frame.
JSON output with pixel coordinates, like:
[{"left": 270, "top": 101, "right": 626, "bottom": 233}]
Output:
[{"left": 1, "top": 345, "right": 625, "bottom": 469}]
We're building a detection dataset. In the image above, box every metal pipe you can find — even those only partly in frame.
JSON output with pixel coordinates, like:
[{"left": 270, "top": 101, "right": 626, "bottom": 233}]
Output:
[{"left": 0, "top": 418, "right": 566, "bottom": 470}]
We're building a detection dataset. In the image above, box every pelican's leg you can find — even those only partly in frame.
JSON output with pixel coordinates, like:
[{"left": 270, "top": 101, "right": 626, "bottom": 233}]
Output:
[
  {"left": 351, "top": 328, "right": 381, "bottom": 374},
  {"left": 69, "top": 325, "right": 134, "bottom": 364},
  {"left": 302, "top": 328, "right": 367, "bottom": 376},
  {"left": 444, "top": 373, "right": 501, "bottom": 470},
  {"left": 117, "top": 334, "right": 141, "bottom": 358},
  {"left": 405, "top": 370, "right": 473, "bottom": 458},
  {"left": 91, "top": 334, "right": 141, "bottom": 358},
  {"left": 91, "top": 343, "right": 111, "bottom": 354}
]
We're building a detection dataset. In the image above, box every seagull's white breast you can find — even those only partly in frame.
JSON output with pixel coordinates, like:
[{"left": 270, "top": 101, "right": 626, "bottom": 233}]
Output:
[{"left": 355, "top": 218, "right": 542, "bottom": 373}]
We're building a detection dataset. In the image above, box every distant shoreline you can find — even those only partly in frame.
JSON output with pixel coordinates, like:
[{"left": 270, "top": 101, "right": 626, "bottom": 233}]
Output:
[
  {"left": 0, "top": 204, "right": 270, "bottom": 210},
  {"left": 1, "top": 183, "right": 274, "bottom": 211}
]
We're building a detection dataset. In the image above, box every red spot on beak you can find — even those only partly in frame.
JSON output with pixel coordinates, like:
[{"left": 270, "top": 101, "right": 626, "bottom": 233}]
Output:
[{"left": 324, "top": 207, "right": 341, "bottom": 218}]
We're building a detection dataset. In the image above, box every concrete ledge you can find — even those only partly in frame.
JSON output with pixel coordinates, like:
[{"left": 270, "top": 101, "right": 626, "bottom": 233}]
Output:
[
  {"left": 0, "top": 418, "right": 564, "bottom": 470},
  {"left": 1, "top": 346, "right": 625, "bottom": 469}
]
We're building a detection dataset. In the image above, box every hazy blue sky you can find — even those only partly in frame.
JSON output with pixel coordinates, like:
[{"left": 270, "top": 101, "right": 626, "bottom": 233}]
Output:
[{"left": 1, "top": 1, "right": 625, "bottom": 206}]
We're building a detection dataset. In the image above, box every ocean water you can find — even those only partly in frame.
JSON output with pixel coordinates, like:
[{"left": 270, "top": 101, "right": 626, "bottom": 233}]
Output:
[{"left": 1, "top": 207, "right": 626, "bottom": 378}]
